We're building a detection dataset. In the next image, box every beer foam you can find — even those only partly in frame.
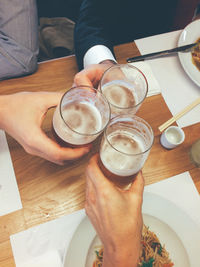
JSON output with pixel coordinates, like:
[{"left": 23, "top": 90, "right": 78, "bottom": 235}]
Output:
[
  {"left": 53, "top": 102, "right": 102, "bottom": 145},
  {"left": 62, "top": 102, "right": 102, "bottom": 134},
  {"left": 101, "top": 80, "right": 138, "bottom": 108},
  {"left": 100, "top": 130, "right": 146, "bottom": 176}
]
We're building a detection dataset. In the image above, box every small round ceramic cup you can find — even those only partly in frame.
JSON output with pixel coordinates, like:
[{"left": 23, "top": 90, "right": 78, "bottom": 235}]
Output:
[{"left": 160, "top": 126, "right": 185, "bottom": 149}]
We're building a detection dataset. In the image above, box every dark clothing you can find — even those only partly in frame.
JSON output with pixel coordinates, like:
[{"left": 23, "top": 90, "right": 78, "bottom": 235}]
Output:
[
  {"left": 37, "top": 0, "right": 82, "bottom": 60},
  {"left": 37, "top": 0, "right": 82, "bottom": 22},
  {"left": 38, "top": 17, "right": 75, "bottom": 61},
  {"left": 75, "top": 0, "right": 178, "bottom": 69}
]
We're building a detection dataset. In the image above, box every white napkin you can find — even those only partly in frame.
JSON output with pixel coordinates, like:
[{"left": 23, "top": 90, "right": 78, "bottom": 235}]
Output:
[
  {"left": 10, "top": 209, "right": 85, "bottom": 267},
  {"left": 135, "top": 31, "right": 200, "bottom": 128},
  {"left": 10, "top": 171, "right": 200, "bottom": 267},
  {"left": 145, "top": 171, "right": 200, "bottom": 224},
  {"left": 129, "top": 61, "right": 161, "bottom": 97},
  {"left": 0, "top": 130, "right": 22, "bottom": 216},
  {"left": 18, "top": 251, "right": 62, "bottom": 267}
]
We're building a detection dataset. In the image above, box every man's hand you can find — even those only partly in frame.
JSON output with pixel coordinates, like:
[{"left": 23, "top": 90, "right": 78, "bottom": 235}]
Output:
[
  {"left": 73, "top": 62, "right": 116, "bottom": 88},
  {"left": 0, "top": 92, "right": 91, "bottom": 165},
  {"left": 85, "top": 154, "right": 144, "bottom": 267}
]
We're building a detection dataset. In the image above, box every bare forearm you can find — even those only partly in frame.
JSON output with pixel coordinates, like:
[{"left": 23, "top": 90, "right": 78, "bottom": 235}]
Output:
[
  {"left": 103, "top": 242, "right": 140, "bottom": 267},
  {"left": 103, "top": 250, "right": 139, "bottom": 267}
]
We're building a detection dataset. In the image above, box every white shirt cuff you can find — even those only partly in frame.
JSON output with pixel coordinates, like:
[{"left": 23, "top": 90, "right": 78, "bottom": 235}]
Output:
[{"left": 83, "top": 45, "right": 116, "bottom": 68}]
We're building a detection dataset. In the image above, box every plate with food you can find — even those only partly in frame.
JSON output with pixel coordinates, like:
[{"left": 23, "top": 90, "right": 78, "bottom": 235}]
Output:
[
  {"left": 63, "top": 192, "right": 200, "bottom": 267},
  {"left": 178, "top": 19, "right": 200, "bottom": 87}
]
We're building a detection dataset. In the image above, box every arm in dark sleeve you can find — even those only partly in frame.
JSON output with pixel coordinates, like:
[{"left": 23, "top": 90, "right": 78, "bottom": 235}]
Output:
[
  {"left": 74, "top": 0, "right": 179, "bottom": 70},
  {"left": 0, "top": 0, "right": 39, "bottom": 80},
  {"left": 74, "top": 0, "right": 114, "bottom": 70}
]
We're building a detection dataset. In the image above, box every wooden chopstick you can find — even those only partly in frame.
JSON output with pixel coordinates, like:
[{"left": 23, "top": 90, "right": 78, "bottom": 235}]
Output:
[{"left": 158, "top": 97, "right": 200, "bottom": 132}]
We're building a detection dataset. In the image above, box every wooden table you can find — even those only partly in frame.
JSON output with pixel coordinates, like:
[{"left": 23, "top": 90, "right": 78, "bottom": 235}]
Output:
[{"left": 0, "top": 42, "right": 200, "bottom": 267}]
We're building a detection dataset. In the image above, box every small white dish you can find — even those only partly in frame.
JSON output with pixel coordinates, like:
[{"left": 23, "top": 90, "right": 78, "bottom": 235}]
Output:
[{"left": 160, "top": 126, "right": 185, "bottom": 149}]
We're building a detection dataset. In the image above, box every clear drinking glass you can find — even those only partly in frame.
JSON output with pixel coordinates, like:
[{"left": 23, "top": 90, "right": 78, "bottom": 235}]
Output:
[
  {"left": 100, "top": 114, "right": 154, "bottom": 187},
  {"left": 52, "top": 86, "right": 111, "bottom": 146},
  {"left": 100, "top": 64, "right": 148, "bottom": 118},
  {"left": 189, "top": 139, "right": 200, "bottom": 167}
]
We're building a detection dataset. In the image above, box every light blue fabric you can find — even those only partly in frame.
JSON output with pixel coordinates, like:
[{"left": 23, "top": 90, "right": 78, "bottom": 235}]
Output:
[{"left": 0, "top": 0, "right": 38, "bottom": 80}]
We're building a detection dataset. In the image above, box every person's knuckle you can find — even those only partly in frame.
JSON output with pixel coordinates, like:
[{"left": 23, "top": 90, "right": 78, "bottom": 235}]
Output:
[
  {"left": 51, "top": 153, "right": 63, "bottom": 164},
  {"left": 74, "top": 73, "right": 81, "bottom": 84},
  {"left": 23, "top": 135, "right": 36, "bottom": 154},
  {"left": 87, "top": 190, "right": 96, "bottom": 204},
  {"left": 23, "top": 145, "right": 33, "bottom": 154}
]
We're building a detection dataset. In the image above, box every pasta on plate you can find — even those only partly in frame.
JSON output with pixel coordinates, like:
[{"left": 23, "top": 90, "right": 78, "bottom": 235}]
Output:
[
  {"left": 93, "top": 225, "right": 174, "bottom": 267},
  {"left": 192, "top": 38, "right": 200, "bottom": 71}
]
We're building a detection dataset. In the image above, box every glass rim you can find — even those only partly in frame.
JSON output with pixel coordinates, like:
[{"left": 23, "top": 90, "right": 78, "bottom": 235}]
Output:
[
  {"left": 100, "top": 63, "right": 148, "bottom": 109},
  {"left": 104, "top": 114, "right": 154, "bottom": 156},
  {"left": 59, "top": 85, "right": 111, "bottom": 137}
]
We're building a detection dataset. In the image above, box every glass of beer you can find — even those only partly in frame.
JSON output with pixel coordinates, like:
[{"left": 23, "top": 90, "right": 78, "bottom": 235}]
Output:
[
  {"left": 99, "top": 114, "right": 154, "bottom": 187},
  {"left": 100, "top": 64, "right": 148, "bottom": 118},
  {"left": 52, "top": 86, "right": 111, "bottom": 146}
]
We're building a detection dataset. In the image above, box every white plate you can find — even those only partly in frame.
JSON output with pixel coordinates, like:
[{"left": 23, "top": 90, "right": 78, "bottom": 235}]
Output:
[
  {"left": 64, "top": 192, "right": 200, "bottom": 267},
  {"left": 178, "top": 19, "right": 200, "bottom": 87}
]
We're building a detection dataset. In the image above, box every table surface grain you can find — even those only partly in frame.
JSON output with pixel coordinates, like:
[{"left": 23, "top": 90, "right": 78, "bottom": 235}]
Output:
[{"left": 0, "top": 41, "right": 199, "bottom": 267}]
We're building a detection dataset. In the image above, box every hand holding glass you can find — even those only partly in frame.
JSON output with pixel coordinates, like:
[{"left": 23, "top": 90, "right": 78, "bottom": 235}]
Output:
[{"left": 100, "top": 114, "right": 154, "bottom": 187}]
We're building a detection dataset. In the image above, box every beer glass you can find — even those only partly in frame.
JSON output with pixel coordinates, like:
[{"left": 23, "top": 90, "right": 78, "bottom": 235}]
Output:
[
  {"left": 100, "top": 64, "right": 148, "bottom": 118},
  {"left": 53, "top": 86, "right": 111, "bottom": 146},
  {"left": 100, "top": 114, "right": 154, "bottom": 187}
]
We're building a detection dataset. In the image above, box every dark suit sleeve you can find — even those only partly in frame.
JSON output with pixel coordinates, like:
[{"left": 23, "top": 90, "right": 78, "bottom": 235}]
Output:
[
  {"left": 74, "top": 0, "right": 180, "bottom": 70},
  {"left": 74, "top": 0, "right": 114, "bottom": 70}
]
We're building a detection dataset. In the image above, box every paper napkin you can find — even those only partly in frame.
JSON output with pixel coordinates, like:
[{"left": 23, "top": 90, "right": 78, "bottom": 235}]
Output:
[
  {"left": 135, "top": 31, "right": 200, "bottom": 128},
  {"left": 145, "top": 171, "right": 200, "bottom": 224},
  {"left": 129, "top": 61, "right": 161, "bottom": 97},
  {"left": 10, "top": 209, "right": 85, "bottom": 267},
  {"left": 0, "top": 130, "right": 22, "bottom": 216}
]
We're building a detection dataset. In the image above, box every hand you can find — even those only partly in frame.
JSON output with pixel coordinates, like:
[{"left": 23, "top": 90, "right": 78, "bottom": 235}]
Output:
[
  {"left": 85, "top": 154, "right": 144, "bottom": 267},
  {"left": 73, "top": 62, "right": 116, "bottom": 88},
  {"left": 0, "top": 92, "right": 91, "bottom": 165}
]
